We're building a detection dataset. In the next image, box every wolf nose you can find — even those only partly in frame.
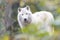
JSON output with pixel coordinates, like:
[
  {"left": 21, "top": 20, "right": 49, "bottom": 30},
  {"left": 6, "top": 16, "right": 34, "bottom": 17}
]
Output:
[{"left": 24, "top": 18, "right": 27, "bottom": 21}]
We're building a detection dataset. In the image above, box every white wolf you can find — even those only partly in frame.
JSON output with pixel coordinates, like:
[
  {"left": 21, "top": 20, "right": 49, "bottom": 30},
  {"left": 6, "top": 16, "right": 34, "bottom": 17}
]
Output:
[{"left": 17, "top": 6, "right": 54, "bottom": 36}]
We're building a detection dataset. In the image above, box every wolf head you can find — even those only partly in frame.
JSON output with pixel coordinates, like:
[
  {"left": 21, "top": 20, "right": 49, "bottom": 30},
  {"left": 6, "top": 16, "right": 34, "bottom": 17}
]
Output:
[{"left": 18, "top": 6, "right": 32, "bottom": 26}]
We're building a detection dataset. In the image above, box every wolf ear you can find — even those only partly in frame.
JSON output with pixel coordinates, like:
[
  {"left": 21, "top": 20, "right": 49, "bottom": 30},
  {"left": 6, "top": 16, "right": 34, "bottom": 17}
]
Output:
[
  {"left": 18, "top": 7, "right": 21, "bottom": 13},
  {"left": 26, "top": 6, "right": 30, "bottom": 10}
]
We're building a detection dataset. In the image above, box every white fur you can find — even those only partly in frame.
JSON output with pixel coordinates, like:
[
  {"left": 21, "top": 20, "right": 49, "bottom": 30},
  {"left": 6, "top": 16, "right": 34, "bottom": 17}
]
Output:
[
  {"left": 32, "top": 11, "right": 54, "bottom": 36},
  {"left": 17, "top": 6, "right": 54, "bottom": 36}
]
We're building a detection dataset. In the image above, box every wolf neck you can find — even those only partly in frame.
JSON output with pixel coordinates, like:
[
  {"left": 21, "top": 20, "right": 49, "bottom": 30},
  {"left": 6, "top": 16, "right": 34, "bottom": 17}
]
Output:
[{"left": 21, "top": 22, "right": 28, "bottom": 28}]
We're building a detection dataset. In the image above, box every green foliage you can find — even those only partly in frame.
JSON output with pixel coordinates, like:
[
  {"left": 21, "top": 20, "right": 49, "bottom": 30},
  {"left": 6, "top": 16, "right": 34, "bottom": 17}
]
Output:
[
  {"left": 36, "top": 32, "right": 49, "bottom": 38},
  {"left": 56, "top": 7, "right": 60, "bottom": 14},
  {"left": 21, "top": 24, "right": 38, "bottom": 34},
  {"left": 18, "top": 23, "right": 49, "bottom": 38}
]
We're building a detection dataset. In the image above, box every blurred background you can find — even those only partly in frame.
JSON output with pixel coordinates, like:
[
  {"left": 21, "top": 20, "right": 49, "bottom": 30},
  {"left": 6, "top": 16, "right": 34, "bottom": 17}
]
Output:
[{"left": 0, "top": 0, "right": 60, "bottom": 40}]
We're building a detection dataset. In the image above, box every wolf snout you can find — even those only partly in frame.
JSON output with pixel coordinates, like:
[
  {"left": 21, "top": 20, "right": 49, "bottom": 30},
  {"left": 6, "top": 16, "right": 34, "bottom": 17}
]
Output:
[{"left": 24, "top": 18, "right": 27, "bottom": 21}]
